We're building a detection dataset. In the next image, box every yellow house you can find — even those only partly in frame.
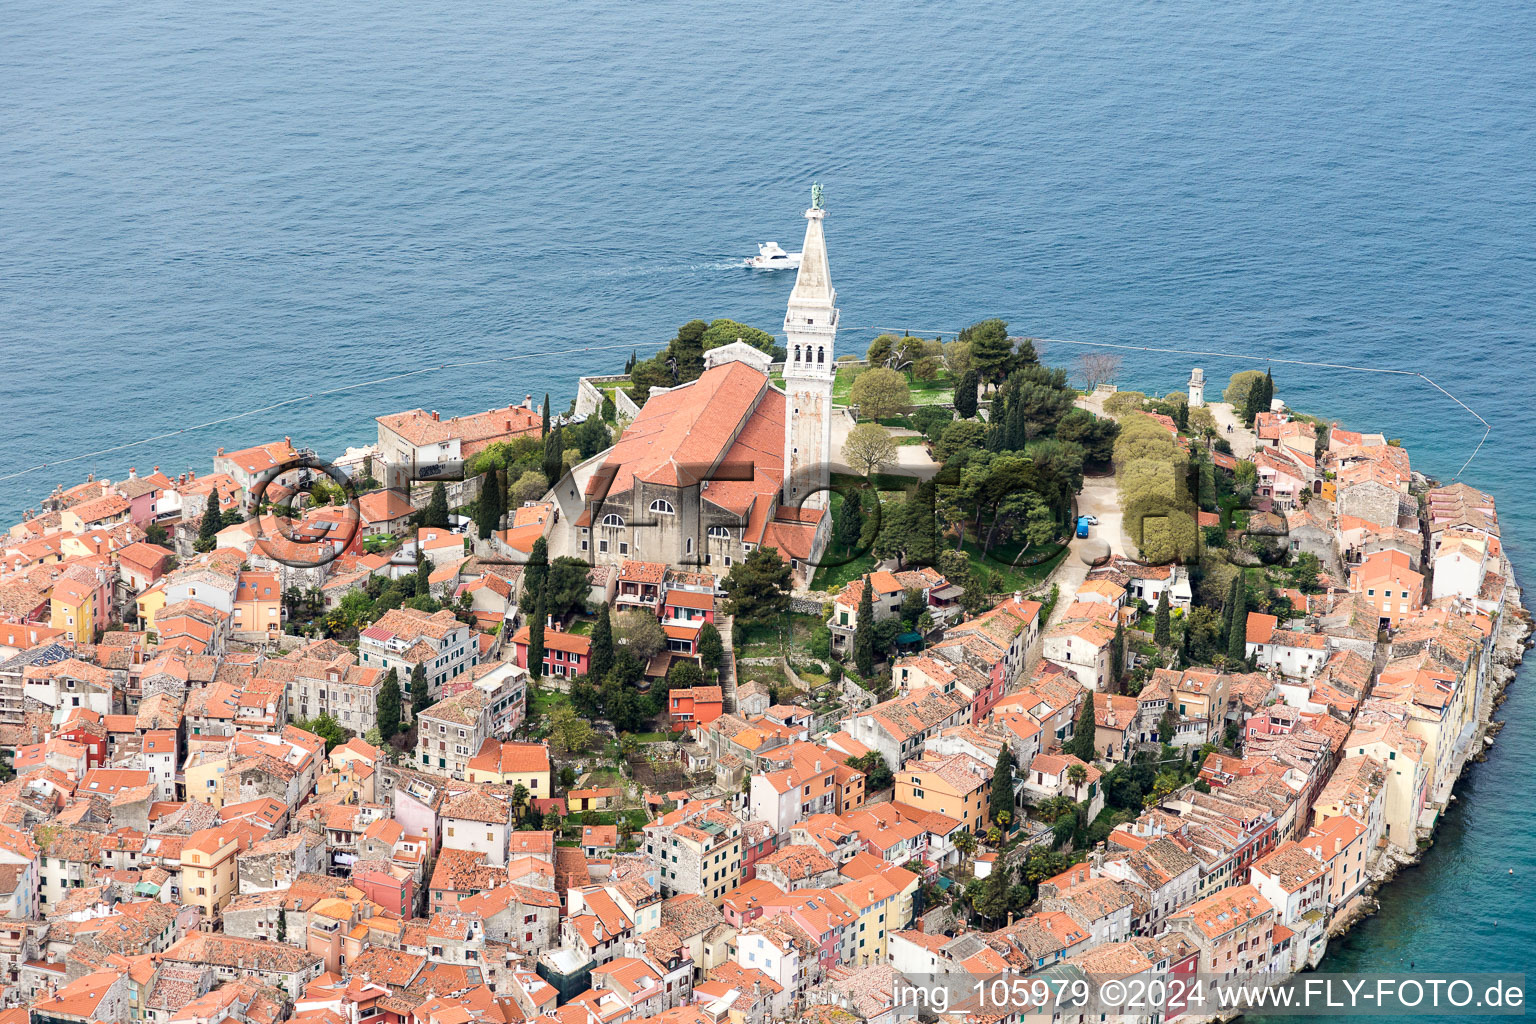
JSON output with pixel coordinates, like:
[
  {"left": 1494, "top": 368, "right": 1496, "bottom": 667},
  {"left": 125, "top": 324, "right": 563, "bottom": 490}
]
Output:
[
  {"left": 184, "top": 750, "right": 230, "bottom": 808},
  {"left": 895, "top": 751, "right": 992, "bottom": 835},
  {"left": 832, "top": 866, "right": 913, "bottom": 967},
  {"left": 465, "top": 740, "right": 553, "bottom": 798},
  {"left": 137, "top": 582, "right": 168, "bottom": 632},
  {"left": 182, "top": 823, "right": 256, "bottom": 923},
  {"left": 50, "top": 578, "right": 96, "bottom": 644}
]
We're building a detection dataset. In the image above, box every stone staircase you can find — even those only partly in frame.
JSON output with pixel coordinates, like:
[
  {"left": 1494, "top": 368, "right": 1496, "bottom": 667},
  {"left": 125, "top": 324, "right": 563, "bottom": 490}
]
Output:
[{"left": 719, "top": 613, "right": 738, "bottom": 714}]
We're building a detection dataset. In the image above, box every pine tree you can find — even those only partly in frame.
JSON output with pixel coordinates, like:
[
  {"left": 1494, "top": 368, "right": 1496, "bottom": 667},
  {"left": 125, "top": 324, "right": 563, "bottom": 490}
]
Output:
[
  {"left": 989, "top": 747, "right": 1016, "bottom": 827},
  {"left": 410, "top": 662, "right": 429, "bottom": 720},
  {"left": 1226, "top": 570, "right": 1248, "bottom": 663},
  {"left": 376, "top": 668, "right": 402, "bottom": 738},
  {"left": 528, "top": 592, "right": 546, "bottom": 682},
  {"left": 854, "top": 578, "right": 875, "bottom": 678},
  {"left": 589, "top": 602, "right": 614, "bottom": 683},
  {"left": 1153, "top": 589, "right": 1171, "bottom": 646},
  {"left": 955, "top": 369, "right": 980, "bottom": 419},
  {"left": 1067, "top": 695, "right": 1098, "bottom": 762},
  {"left": 425, "top": 482, "right": 450, "bottom": 528}
]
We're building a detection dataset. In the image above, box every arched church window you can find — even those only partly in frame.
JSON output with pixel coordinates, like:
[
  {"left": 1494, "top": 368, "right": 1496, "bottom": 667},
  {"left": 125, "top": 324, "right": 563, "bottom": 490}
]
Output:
[
  {"left": 649, "top": 499, "right": 675, "bottom": 515},
  {"left": 601, "top": 513, "right": 625, "bottom": 527},
  {"left": 707, "top": 526, "right": 730, "bottom": 539}
]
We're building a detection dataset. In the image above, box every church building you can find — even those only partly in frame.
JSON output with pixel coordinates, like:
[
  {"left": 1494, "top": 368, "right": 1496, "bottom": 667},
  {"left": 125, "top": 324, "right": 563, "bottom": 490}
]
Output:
[{"left": 546, "top": 193, "right": 839, "bottom": 585}]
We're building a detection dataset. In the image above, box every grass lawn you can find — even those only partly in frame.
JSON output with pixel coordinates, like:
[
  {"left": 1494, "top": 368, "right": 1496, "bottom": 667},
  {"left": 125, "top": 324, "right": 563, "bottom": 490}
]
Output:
[
  {"left": 958, "top": 537, "right": 1070, "bottom": 593},
  {"left": 893, "top": 435, "right": 927, "bottom": 446},
  {"left": 532, "top": 688, "right": 569, "bottom": 717},
  {"left": 833, "top": 365, "right": 955, "bottom": 408},
  {"left": 812, "top": 551, "right": 876, "bottom": 592},
  {"left": 565, "top": 619, "right": 593, "bottom": 636}
]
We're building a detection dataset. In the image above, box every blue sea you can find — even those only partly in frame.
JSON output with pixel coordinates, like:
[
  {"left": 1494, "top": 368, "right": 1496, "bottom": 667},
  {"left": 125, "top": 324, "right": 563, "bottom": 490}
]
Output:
[{"left": 3, "top": 0, "right": 1533, "bottom": 995}]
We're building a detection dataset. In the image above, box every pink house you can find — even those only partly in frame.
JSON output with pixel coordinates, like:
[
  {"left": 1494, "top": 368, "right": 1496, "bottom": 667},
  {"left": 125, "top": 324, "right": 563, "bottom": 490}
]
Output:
[
  {"left": 510, "top": 624, "right": 590, "bottom": 679},
  {"left": 353, "top": 859, "right": 415, "bottom": 917}
]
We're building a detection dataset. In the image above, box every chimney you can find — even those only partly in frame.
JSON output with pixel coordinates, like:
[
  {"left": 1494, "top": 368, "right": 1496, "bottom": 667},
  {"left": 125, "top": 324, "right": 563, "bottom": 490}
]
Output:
[
  {"left": 129, "top": 468, "right": 138, "bottom": 480},
  {"left": 524, "top": 395, "right": 533, "bottom": 409},
  {"left": 431, "top": 411, "right": 439, "bottom": 421},
  {"left": 284, "top": 436, "right": 291, "bottom": 445},
  {"left": 154, "top": 466, "right": 159, "bottom": 473},
  {"left": 217, "top": 448, "right": 224, "bottom": 456}
]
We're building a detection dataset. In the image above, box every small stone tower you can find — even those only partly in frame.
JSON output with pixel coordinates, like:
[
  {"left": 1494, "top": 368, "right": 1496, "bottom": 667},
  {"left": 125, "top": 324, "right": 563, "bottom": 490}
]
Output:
[
  {"left": 1188, "top": 367, "right": 1205, "bottom": 408},
  {"left": 781, "top": 186, "right": 838, "bottom": 511}
]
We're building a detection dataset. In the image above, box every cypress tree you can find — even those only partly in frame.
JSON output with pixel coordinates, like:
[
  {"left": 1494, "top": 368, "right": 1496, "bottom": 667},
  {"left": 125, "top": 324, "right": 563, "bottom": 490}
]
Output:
[
  {"left": 410, "top": 662, "right": 429, "bottom": 720},
  {"left": 528, "top": 592, "right": 546, "bottom": 682},
  {"left": 854, "top": 577, "right": 875, "bottom": 678},
  {"left": 1067, "top": 694, "right": 1098, "bottom": 762},
  {"left": 525, "top": 537, "right": 549, "bottom": 598},
  {"left": 955, "top": 369, "right": 980, "bottom": 419},
  {"left": 376, "top": 668, "right": 402, "bottom": 738},
  {"left": 543, "top": 423, "right": 564, "bottom": 486},
  {"left": 1219, "top": 574, "right": 1239, "bottom": 648},
  {"left": 989, "top": 746, "right": 1016, "bottom": 827},
  {"left": 541, "top": 394, "right": 551, "bottom": 437},
  {"left": 1109, "top": 623, "right": 1125, "bottom": 690},
  {"left": 195, "top": 504, "right": 221, "bottom": 551},
  {"left": 425, "top": 482, "right": 450, "bottom": 528},
  {"left": 589, "top": 602, "right": 614, "bottom": 683},
  {"left": 415, "top": 551, "right": 430, "bottom": 598},
  {"left": 1153, "top": 589, "right": 1171, "bottom": 647},
  {"left": 1226, "top": 570, "right": 1249, "bottom": 663}
]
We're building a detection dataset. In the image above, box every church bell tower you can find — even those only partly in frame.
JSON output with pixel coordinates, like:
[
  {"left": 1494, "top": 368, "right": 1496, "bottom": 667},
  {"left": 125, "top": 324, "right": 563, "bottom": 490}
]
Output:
[{"left": 781, "top": 184, "right": 838, "bottom": 511}]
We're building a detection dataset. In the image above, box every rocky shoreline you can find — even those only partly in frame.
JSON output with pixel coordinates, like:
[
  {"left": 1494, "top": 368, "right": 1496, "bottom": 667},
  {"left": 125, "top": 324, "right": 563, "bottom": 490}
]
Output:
[{"left": 1325, "top": 580, "right": 1532, "bottom": 939}]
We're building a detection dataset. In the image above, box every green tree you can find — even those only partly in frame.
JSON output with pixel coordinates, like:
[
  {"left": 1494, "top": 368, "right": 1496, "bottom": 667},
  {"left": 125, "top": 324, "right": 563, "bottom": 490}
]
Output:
[
  {"left": 1223, "top": 370, "right": 1266, "bottom": 410},
  {"left": 722, "top": 547, "right": 791, "bottom": 625},
  {"left": 665, "top": 660, "right": 704, "bottom": 693},
  {"left": 194, "top": 505, "right": 222, "bottom": 552},
  {"left": 510, "top": 470, "right": 549, "bottom": 505},
  {"left": 700, "top": 318, "right": 776, "bottom": 353},
  {"left": 955, "top": 368, "right": 980, "bottom": 418},
  {"left": 842, "top": 422, "right": 897, "bottom": 476},
  {"left": 854, "top": 578, "right": 875, "bottom": 678},
  {"left": 668, "top": 319, "right": 709, "bottom": 382},
  {"left": 376, "top": 668, "right": 402, "bottom": 739},
  {"left": 424, "top": 483, "right": 450, "bottom": 528},
  {"left": 410, "top": 662, "right": 429, "bottom": 720},
  {"left": 588, "top": 603, "right": 615, "bottom": 683},
  {"left": 548, "top": 702, "right": 595, "bottom": 754},
  {"left": 524, "top": 537, "right": 549, "bottom": 598},
  {"left": 528, "top": 592, "right": 546, "bottom": 681},
  {"left": 1108, "top": 623, "right": 1125, "bottom": 690},
  {"left": 276, "top": 908, "right": 287, "bottom": 943},
  {"left": 546, "top": 557, "right": 594, "bottom": 620},
  {"left": 833, "top": 488, "right": 865, "bottom": 552},
  {"left": 961, "top": 319, "right": 1017, "bottom": 385},
  {"left": 542, "top": 394, "right": 551, "bottom": 437},
  {"left": 144, "top": 522, "right": 168, "bottom": 547},
  {"left": 474, "top": 468, "right": 503, "bottom": 540},
  {"left": 899, "top": 588, "right": 927, "bottom": 629},
  {"left": 1226, "top": 570, "right": 1248, "bottom": 663},
  {"left": 614, "top": 610, "right": 667, "bottom": 661},
  {"left": 847, "top": 751, "right": 893, "bottom": 791},
  {"left": 542, "top": 423, "right": 565, "bottom": 486},
  {"left": 698, "top": 622, "right": 724, "bottom": 675},
  {"left": 1066, "top": 695, "right": 1098, "bottom": 762},
  {"left": 989, "top": 747, "right": 1016, "bottom": 827},
  {"left": 415, "top": 553, "right": 430, "bottom": 598},
  {"left": 849, "top": 367, "right": 912, "bottom": 420},
  {"left": 1153, "top": 590, "right": 1171, "bottom": 646},
  {"left": 1158, "top": 706, "right": 1178, "bottom": 745},
  {"left": 295, "top": 712, "right": 349, "bottom": 753}
]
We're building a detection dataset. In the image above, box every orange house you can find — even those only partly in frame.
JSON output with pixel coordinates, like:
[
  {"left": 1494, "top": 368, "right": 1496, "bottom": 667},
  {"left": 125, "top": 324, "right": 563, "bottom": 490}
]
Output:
[
  {"left": 1349, "top": 549, "right": 1424, "bottom": 629},
  {"left": 232, "top": 570, "right": 283, "bottom": 638},
  {"left": 669, "top": 685, "right": 724, "bottom": 728}
]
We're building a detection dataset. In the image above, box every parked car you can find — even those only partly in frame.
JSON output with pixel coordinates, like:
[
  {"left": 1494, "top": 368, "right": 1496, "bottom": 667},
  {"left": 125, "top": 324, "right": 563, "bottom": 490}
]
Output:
[
  {"left": 1076, "top": 517, "right": 1092, "bottom": 538},
  {"left": 1081, "top": 514, "right": 1099, "bottom": 525}
]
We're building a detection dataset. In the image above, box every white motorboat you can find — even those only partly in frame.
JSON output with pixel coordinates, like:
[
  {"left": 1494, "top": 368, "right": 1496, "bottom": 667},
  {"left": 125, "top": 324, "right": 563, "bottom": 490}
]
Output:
[{"left": 744, "top": 241, "right": 802, "bottom": 269}]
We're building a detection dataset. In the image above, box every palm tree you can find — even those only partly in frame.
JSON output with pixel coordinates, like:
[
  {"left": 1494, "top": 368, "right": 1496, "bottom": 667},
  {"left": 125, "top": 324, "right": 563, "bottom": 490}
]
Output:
[
  {"left": 1066, "top": 763, "right": 1089, "bottom": 800},
  {"left": 953, "top": 831, "right": 978, "bottom": 857},
  {"left": 511, "top": 783, "right": 530, "bottom": 824}
]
